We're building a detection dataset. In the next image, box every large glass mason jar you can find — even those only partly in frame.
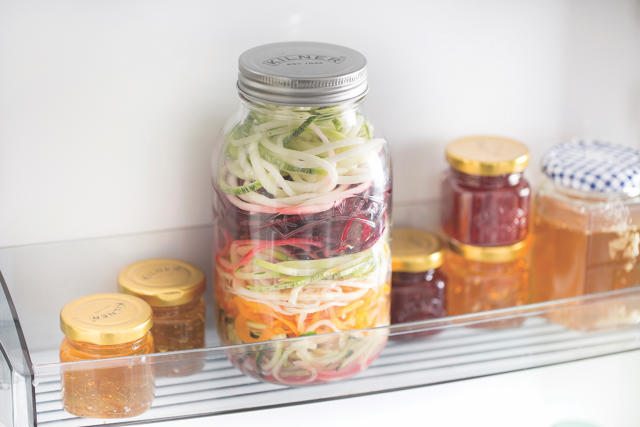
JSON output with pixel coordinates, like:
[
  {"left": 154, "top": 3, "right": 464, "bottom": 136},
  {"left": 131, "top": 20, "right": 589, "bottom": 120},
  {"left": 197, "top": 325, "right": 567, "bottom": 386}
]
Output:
[{"left": 211, "top": 42, "right": 391, "bottom": 385}]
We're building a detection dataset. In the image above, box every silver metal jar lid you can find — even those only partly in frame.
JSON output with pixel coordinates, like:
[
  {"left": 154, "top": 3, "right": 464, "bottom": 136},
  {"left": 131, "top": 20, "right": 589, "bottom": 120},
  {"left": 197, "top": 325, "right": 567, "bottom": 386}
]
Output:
[{"left": 237, "top": 41, "right": 368, "bottom": 106}]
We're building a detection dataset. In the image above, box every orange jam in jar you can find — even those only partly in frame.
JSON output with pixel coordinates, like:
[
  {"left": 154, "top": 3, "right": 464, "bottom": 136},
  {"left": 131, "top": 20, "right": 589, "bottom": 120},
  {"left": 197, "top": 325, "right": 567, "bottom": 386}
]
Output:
[
  {"left": 532, "top": 141, "right": 640, "bottom": 329},
  {"left": 59, "top": 293, "right": 154, "bottom": 418},
  {"left": 118, "top": 259, "right": 206, "bottom": 376},
  {"left": 532, "top": 184, "right": 640, "bottom": 301},
  {"left": 444, "top": 239, "right": 529, "bottom": 327}
]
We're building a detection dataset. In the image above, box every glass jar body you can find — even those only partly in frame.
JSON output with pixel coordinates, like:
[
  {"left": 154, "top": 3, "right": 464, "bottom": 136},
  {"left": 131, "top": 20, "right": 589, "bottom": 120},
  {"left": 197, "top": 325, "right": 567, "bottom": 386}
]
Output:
[
  {"left": 441, "top": 169, "right": 530, "bottom": 246},
  {"left": 390, "top": 269, "right": 447, "bottom": 339},
  {"left": 212, "top": 98, "right": 391, "bottom": 257},
  {"left": 151, "top": 297, "right": 206, "bottom": 376},
  {"left": 532, "top": 179, "right": 640, "bottom": 302},
  {"left": 59, "top": 333, "right": 154, "bottom": 418},
  {"left": 531, "top": 179, "right": 640, "bottom": 330},
  {"left": 391, "top": 269, "right": 447, "bottom": 323},
  {"left": 444, "top": 250, "right": 529, "bottom": 327},
  {"left": 152, "top": 298, "right": 205, "bottom": 351},
  {"left": 211, "top": 97, "right": 391, "bottom": 385}
]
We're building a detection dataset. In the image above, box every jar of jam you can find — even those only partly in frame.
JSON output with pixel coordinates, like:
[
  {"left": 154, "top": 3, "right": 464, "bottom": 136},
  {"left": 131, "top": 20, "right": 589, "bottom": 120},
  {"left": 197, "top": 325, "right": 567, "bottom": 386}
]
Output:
[
  {"left": 118, "top": 259, "right": 206, "bottom": 376},
  {"left": 531, "top": 140, "right": 640, "bottom": 329},
  {"left": 60, "top": 293, "right": 154, "bottom": 418},
  {"left": 391, "top": 228, "right": 446, "bottom": 331},
  {"left": 441, "top": 136, "right": 531, "bottom": 246},
  {"left": 444, "top": 239, "right": 529, "bottom": 327}
]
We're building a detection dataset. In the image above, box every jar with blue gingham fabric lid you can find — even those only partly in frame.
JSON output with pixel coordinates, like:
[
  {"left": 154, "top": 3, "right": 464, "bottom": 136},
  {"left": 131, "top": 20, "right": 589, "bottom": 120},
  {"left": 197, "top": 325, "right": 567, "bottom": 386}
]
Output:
[{"left": 532, "top": 139, "right": 640, "bottom": 330}]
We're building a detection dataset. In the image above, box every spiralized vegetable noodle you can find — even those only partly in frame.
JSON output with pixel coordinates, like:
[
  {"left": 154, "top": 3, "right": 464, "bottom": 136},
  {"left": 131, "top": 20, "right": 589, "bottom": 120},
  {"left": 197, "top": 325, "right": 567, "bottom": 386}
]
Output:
[{"left": 213, "top": 102, "right": 391, "bottom": 385}]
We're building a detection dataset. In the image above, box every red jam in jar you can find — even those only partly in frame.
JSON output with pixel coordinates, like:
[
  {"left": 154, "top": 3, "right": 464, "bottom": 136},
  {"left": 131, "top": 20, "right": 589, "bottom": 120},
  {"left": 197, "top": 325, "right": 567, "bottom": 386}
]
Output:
[
  {"left": 441, "top": 136, "right": 531, "bottom": 246},
  {"left": 391, "top": 228, "right": 446, "bottom": 332}
]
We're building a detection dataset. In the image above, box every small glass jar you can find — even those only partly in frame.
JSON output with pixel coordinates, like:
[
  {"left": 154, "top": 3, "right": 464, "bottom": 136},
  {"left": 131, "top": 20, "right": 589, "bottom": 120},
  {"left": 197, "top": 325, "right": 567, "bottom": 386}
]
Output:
[
  {"left": 211, "top": 42, "right": 391, "bottom": 385},
  {"left": 60, "top": 293, "right": 154, "bottom": 418},
  {"left": 441, "top": 136, "right": 531, "bottom": 246},
  {"left": 391, "top": 228, "right": 446, "bottom": 331},
  {"left": 118, "top": 259, "right": 206, "bottom": 376},
  {"left": 531, "top": 140, "right": 640, "bottom": 329},
  {"left": 444, "top": 239, "right": 529, "bottom": 327}
]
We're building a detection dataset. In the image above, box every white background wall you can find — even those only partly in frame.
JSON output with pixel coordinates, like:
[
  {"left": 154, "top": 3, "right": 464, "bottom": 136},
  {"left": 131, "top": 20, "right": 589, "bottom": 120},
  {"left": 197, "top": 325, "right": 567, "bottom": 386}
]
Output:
[
  {"left": 1, "top": 0, "right": 639, "bottom": 247},
  {"left": 1, "top": 3, "right": 640, "bottom": 426}
]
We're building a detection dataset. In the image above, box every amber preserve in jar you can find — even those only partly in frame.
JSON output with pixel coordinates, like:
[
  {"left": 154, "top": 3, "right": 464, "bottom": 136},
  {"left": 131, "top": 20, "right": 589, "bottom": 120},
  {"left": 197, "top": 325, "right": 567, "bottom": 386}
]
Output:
[
  {"left": 441, "top": 136, "right": 531, "bottom": 246},
  {"left": 118, "top": 259, "right": 206, "bottom": 376},
  {"left": 531, "top": 140, "right": 640, "bottom": 328},
  {"left": 212, "top": 42, "right": 391, "bottom": 385},
  {"left": 59, "top": 293, "right": 154, "bottom": 418},
  {"left": 444, "top": 239, "right": 529, "bottom": 327},
  {"left": 391, "top": 228, "right": 446, "bottom": 333}
]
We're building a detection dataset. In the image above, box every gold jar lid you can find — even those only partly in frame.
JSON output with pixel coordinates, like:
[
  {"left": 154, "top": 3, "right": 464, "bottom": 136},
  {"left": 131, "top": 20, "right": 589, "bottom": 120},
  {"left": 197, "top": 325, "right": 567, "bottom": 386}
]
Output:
[
  {"left": 392, "top": 228, "right": 444, "bottom": 272},
  {"left": 445, "top": 136, "right": 530, "bottom": 176},
  {"left": 60, "top": 293, "right": 153, "bottom": 345},
  {"left": 447, "top": 238, "right": 528, "bottom": 263},
  {"left": 118, "top": 259, "right": 206, "bottom": 307}
]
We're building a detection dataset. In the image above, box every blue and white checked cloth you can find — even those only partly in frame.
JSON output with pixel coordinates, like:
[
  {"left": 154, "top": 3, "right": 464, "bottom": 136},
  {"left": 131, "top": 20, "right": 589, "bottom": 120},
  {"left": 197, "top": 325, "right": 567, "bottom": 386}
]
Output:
[{"left": 542, "top": 139, "right": 640, "bottom": 197}]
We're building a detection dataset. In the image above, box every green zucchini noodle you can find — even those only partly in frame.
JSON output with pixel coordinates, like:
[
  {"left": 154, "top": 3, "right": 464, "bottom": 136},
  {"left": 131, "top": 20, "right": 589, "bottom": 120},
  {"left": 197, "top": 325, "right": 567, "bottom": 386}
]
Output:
[
  {"left": 213, "top": 102, "right": 391, "bottom": 385},
  {"left": 216, "top": 239, "right": 390, "bottom": 329},
  {"left": 217, "top": 106, "right": 386, "bottom": 215},
  {"left": 251, "top": 330, "right": 388, "bottom": 385}
]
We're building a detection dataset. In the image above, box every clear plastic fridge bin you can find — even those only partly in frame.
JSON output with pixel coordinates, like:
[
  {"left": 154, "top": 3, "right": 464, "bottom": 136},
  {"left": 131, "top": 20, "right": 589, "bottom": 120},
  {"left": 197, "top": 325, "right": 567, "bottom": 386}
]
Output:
[{"left": 1, "top": 202, "right": 639, "bottom": 426}]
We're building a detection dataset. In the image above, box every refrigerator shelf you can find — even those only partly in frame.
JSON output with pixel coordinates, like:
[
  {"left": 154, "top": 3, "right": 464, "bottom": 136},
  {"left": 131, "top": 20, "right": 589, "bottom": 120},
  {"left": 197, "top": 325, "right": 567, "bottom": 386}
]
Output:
[{"left": 1, "top": 221, "right": 639, "bottom": 426}]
